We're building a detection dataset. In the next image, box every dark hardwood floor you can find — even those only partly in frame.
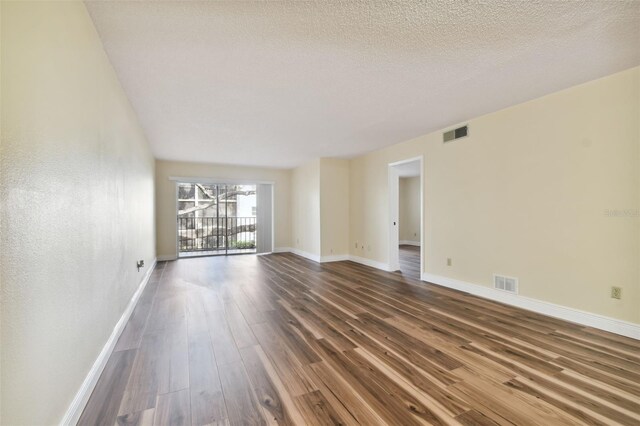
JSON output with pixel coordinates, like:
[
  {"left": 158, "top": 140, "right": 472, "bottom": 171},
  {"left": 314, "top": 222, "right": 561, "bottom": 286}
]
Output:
[
  {"left": 399, "top": 244, "right": 421, "bottom": 279},
  {"left": 79, "top": 253, "right": 640, "bottom": 425}
]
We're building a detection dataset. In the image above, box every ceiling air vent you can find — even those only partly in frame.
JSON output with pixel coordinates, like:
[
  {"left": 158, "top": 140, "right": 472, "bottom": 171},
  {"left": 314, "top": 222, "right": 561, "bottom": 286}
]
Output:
[
  {"left": 443, "top": 125, "right": 468, "bottom": 143},
  {"left": 494, "top": 274, "right": 518, "bottom": 294}
]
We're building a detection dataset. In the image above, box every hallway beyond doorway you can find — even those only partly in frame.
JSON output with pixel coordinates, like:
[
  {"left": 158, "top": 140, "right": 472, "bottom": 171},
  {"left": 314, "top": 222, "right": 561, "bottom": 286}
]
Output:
[{"left": 399, "top": 244, "right": 420, "bottom": 279}]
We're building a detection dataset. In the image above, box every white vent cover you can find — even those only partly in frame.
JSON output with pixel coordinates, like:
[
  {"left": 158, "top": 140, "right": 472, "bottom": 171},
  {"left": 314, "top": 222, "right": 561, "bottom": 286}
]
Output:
[{"left": 494, "top": 274, "right": 518, "bottom": 294}]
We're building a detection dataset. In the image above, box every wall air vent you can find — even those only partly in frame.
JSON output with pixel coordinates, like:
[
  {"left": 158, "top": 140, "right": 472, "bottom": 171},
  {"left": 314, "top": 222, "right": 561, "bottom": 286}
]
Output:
[
  {"left": 494, "top": 274, "right": 518, "bottom": 294},
  {"left": 443, "top": 125, "right": 468, "bottom": 143}
]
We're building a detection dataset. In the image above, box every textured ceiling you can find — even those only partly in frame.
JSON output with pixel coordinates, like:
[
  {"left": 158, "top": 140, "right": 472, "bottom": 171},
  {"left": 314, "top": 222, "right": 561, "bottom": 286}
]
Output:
[{"left": 85, "top": 0, "right": 640, "bottom": 168}]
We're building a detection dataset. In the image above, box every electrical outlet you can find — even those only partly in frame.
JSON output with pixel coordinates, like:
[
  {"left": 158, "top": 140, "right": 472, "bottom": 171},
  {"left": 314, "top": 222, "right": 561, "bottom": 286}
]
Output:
[
  {"left": 355, "top": 242, "right": 358, "bottom": 249},
  {"left": 447, "top": 258, "right": 452, "bottom": 266},
  {"left": 611, "top": 286, "right": 622, "bottom": 299}
]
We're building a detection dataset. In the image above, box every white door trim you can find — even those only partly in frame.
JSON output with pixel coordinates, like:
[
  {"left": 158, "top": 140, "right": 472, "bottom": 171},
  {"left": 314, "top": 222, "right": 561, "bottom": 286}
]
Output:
[{"left": 388, "top": 166, "right": 400, "bottom": 271}]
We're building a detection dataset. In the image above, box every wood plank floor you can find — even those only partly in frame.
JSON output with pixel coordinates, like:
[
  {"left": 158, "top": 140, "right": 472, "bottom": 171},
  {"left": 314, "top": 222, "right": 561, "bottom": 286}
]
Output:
[
  {"left": 79, "top": 253, "right": 640, "bottom": 426},
  {"left": 399, "top": 245, "right": 421, "bottom": 279}
]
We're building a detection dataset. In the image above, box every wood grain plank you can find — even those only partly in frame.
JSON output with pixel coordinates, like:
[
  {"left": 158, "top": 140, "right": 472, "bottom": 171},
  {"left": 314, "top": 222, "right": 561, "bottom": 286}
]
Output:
[
  {"left": 78, "top": 349, "right": 136, "bottom": 425},
  {"left": 240, "top": 345, "right": 297, "bottom": 425},
  {"left": 80, "top": 255, "right": 640, "bottom": 426},
  {"left": 295, "top": 390, "right": 346, "bottom": 426},
  {"left": 219, "top": 361, "right": 266, "bottom": 426},
  {"left": 189, "top": 331, "right": 227, "bottom": 426},
  {"left": 116, "top": 408, "right": 155, "bottom": 426},
  {"left": 153, "top": 389, "right": 191, "bottom": 426}
]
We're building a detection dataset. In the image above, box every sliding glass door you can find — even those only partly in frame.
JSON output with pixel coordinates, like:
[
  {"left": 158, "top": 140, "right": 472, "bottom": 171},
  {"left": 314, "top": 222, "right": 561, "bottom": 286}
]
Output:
[{"left": 177, "top": 183, "right": 257, "bottom": 256}]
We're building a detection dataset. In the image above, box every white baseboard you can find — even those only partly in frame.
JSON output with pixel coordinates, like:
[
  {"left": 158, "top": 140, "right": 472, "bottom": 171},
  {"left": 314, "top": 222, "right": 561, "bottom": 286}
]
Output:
[
  {"left": 320, "top": 254, "right": 350, "bottom": 263},
  {"left": 288, "top": 248, "right": 321, "bottom": 263},
  {"left": 275, "top": 247, "right": 348, "bottom": 264},
  {"left": 61, "top": 258, "right": 158, "bottom": 425},
  {"left": 347, "top": 254, "right": 393, "bottom": 272},
  {"left": 273, "top": 247, "right": 293, "bottom": 253},
  {"left": 273, "top": 248, "right": 390, "bottom": 271},
  {"left": 157, "top": 254, "right": 177, "bottom": 261},
  {"left": 421, "top": 272, "right": 640, "bottom": 340},
  {"left": 399, "top": 240, "right": 420, "bottom": 246}
]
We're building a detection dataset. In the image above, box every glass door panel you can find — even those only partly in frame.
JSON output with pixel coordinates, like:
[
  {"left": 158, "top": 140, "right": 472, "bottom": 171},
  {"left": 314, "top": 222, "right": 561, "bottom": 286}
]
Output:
[{"left": 177, "top": 183, "right": 256, "bottom": 256}]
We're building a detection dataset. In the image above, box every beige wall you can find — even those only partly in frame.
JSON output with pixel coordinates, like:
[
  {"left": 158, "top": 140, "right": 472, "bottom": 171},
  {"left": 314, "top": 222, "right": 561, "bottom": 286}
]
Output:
[
  {"left": 320, "top": 158, "right": 350, "bottom": 257},
  {"left": 290, "top": 158, "right": 350, "bottom": 259},
  {"left": 349, "top": 67, "right": 640, "bottom": 324},
  {"left": 1, "top": 2, "right": 3, "bottom": 422},
  {"left": 291, "top": 159, "right": 321, "bottom": 256},
  {"left": 399, "top": 177, "right": 420, "bottom": 243},
  {"left": 156, "top": 160, "right": 292, "bottom": 258},
  {"left": 1, "top": 2, "right": 156, "bottom": 424}
]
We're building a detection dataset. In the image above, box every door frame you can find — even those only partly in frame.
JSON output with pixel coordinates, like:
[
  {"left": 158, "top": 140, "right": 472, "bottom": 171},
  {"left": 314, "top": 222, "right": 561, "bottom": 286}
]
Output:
[{"left": 388, "top": 156, "right": 424, "bottom": 277}]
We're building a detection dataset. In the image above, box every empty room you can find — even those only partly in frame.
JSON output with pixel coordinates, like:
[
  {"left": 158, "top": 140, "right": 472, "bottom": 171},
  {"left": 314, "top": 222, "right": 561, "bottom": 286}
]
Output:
[{"left": 2, "top": 1, "right": 640, "bottom": 425}]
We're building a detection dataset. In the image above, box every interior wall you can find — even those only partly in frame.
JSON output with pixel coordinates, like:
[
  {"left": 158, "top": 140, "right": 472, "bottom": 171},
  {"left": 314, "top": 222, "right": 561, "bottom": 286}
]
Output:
[
  {"left": 155, "top": 160, "right": 292, "bottom": 258},
  {"left": 291, "top": 159, "right": 321, "bottom": 257},
  {"left": 399, "top": 177, "right": 420, "bottom": 244},
  {"left": 1, "top": 2, "right": 4, "bottom": 423},
  {"left": 1, "top": 2, "right": 156, "bottom": 424},
  {"left": 320, "top": 158, "right": 350, "bottom": 257},
  {"left": 349, "top": 66, "right": 640, "bottom": 324}
]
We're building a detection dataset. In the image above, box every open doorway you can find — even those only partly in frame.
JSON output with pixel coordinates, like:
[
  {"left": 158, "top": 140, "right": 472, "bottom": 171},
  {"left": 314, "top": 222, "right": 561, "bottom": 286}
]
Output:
[{"left": 388, "top": 157, "right": 423, "bottom": 279}]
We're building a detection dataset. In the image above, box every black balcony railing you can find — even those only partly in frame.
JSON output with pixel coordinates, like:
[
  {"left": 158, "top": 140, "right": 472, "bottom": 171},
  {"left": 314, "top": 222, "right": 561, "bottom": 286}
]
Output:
[{"left": 178, "top": 216, "right": 256, "bottom": 253}]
